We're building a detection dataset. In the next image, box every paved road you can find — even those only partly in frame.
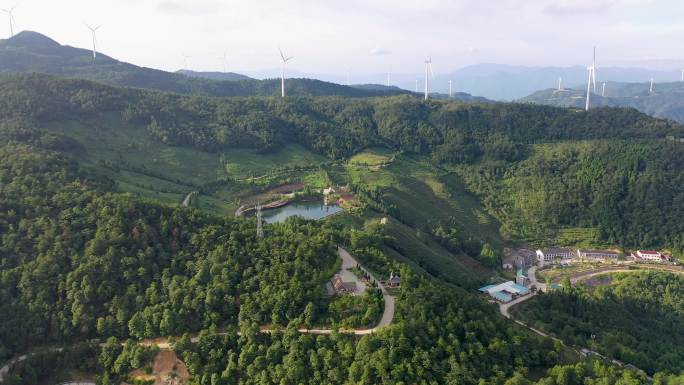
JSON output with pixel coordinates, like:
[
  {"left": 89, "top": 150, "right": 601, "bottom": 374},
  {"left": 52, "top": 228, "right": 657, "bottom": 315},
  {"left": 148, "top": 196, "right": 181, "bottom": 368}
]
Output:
[
  {"left": 337, "top": 246, "right": 395, "bottom": 331},
  {"left": 568, "top": 266, "right": 684, "bottom": 284},
  {"left": 500, "top": 264, "right": 674, "bottom": 378},
  {"left": 527, "top": 266, "right": 546, "bottom": 292}
]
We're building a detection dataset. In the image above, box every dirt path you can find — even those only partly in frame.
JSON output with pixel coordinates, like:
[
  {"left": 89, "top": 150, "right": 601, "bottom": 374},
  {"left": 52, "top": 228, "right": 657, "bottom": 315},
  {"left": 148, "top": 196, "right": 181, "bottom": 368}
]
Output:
[{"left": 181, "top": 191, "right": 196, "bottom": 208}]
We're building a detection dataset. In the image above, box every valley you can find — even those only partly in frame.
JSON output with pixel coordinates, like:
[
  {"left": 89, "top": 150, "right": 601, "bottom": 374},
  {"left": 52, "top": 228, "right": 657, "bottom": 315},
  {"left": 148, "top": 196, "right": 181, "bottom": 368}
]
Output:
[{"left": 1, "top": 27, "right": 684, "bottom": 385}]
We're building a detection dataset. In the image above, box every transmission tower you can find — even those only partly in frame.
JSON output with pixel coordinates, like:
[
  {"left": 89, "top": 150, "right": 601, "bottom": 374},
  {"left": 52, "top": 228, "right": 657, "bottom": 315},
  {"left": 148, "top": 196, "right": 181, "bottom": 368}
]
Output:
[{"left": 256, "top": 204, "right": 264, "bottom": 238}]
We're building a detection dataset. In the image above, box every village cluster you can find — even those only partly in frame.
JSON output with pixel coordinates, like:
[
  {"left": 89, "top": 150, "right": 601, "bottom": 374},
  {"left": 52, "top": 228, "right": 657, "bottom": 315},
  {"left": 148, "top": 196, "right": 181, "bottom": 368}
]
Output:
[
  {"left": 480, "top": 247, "right": 674, "bottom": 304},
  {"left": 503, "top": 248, "right": 672, "bottom": 269}
]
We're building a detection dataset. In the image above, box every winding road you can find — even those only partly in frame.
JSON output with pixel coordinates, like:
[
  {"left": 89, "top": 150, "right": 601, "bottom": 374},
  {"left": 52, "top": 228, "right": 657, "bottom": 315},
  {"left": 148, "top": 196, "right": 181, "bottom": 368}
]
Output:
[
  {"left": 0, "top": 248, "right": 395, "bottom": 381},
  {"left": 500, "top": 264, "right": 684, "bottom": 378}
]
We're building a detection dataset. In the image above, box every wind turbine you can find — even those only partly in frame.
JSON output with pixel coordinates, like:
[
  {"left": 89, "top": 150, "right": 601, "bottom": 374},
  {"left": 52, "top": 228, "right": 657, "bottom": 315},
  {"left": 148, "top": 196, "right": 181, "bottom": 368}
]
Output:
[
  {"left": 423, "top": 57, "right": 434, "bottom": 100},
  {"left": 601, "top": 82, "right": 606, "bottom": 97},
  {"left": 558, "top": 77, "right": 562, "bottom": 91},
  {"left": 585, "top": 48, "right": 598, "bottom": 111},
  {"left": 591, "top": 46, "right": 597, "bottom": 92},
  {"left": 1, "top": 4, "right": 17, "bottom": 37},
  {"left": 85, "top": 24, "right": 101, "bottom": 59},
  {"left": 279, "top": 47, "right": 294, "bottom": 98},
  {"left": 681, "top": 69, "right": 684, "bottom": 82},
  {"left": 219, "top": 51, "right": 228, "bottom": 72},
  {"left": 649, "top": 78, "right": 654, "bottom": 94}
]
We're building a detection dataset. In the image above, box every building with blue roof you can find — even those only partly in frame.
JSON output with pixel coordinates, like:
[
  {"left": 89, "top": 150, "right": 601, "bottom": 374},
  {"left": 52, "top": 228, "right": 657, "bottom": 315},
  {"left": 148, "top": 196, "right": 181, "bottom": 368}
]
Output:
[{"left": 479, "top": 281, "right": 530, "bottom": 303}]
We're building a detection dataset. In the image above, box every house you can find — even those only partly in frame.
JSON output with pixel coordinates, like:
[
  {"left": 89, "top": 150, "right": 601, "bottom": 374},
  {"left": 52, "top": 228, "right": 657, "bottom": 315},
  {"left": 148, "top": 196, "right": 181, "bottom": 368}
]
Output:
[
  {"left": 331, "top": 275, "right": 357, "bottom": 294},
  {"left": 576, "top": 249, "right": 620, "bottom": 263},
  {"left": 536, "top": 248, "right": 574, "bottom": 264},
  {"left": 633, "top": 250, "right": 669, "bottom": 263},
  {"left": 387, "top": 271, "right": 401, "bottom": 288},
  {"left": 479, "top": 281, "right": 530, "bottom": 303},
  {"left": 517, "top": 249, "right": 537, "bottom": 268}
]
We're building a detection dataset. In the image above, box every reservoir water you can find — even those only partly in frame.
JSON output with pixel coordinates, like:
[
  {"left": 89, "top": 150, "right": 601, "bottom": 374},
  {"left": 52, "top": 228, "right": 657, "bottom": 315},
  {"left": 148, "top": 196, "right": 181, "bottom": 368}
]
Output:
[{"left": 261, "top": 201, "right": 343, "bottom": 223}]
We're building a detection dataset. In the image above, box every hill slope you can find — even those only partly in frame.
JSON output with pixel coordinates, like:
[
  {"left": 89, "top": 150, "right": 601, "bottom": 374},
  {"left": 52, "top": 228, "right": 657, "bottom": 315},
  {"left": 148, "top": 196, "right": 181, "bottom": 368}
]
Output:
[
  {"left": 521, "top": 82, "right": 684, "bottom": 123},
  {"left": 2, "top": 73, "right": 683, "bottom": 254},
  {"left": 0, "top": 31, "right": 409, "bottom": 98}
]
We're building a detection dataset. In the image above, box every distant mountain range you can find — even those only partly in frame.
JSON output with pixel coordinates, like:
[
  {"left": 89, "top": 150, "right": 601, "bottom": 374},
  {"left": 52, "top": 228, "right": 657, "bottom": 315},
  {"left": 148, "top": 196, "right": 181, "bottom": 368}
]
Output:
[
  {"left": 520, "top": 81, "right": 684, "bottom": 123},
  {"left": 430, "top": 63, "right": 684, "bottom": 101},
  {"left": 0, "top": 31, "right": 410, "bottom": 98}
]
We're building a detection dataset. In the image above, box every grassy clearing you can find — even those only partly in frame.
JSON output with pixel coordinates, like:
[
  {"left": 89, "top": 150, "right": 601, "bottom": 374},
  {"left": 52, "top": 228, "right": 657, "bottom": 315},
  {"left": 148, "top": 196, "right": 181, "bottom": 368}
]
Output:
[
  {"left": 348, "top": 147, "right": 395, "bottom": 166},
  {"left": 223, "top": 144, "right": 328, "bottom": 179},
  {"left": 380, "top": 216, "right": 491, "bottom": 287},
  {"left": 376, "top": 155, "right": 504, "bottom": 248}
]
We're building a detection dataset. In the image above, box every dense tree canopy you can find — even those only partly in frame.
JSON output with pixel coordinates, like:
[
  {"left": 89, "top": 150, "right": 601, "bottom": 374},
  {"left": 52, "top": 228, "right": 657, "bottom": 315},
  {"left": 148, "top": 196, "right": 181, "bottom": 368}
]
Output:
[{"left": 514, "top": 272, "right": 684, "bottom": 375}]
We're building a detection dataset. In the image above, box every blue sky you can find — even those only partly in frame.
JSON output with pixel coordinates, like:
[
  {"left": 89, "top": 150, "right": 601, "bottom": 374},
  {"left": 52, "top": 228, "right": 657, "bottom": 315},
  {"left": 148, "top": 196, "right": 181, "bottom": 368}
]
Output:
[{"left": 3, "top": 0, "right": 684, "bottom": 75}]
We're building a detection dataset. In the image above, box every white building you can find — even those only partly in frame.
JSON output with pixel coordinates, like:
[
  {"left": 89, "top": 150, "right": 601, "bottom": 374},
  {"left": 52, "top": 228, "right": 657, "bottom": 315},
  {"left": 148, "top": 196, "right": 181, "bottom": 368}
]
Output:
[
  {"left": 536, "top": 248, "right": 574, "bottom": 264},
  {"left": 634, "top": 250, "right": 668, "bottom": 263},
  {"left": 576, "top": 249, "right": 620, "bottom": 263}
]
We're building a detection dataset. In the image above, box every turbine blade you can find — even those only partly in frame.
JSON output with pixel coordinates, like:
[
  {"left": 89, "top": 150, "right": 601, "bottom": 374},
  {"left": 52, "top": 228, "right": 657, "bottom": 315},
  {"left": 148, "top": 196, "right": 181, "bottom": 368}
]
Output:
[{"left": 279, "top": 47, "right": 286, "bottom": 61}]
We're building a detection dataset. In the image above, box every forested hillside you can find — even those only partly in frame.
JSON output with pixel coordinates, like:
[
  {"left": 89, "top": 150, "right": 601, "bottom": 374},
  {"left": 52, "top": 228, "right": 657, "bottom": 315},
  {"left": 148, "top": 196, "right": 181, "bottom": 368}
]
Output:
[
  {"left": 458, "top": 140, "right": 684, "bottom": 250},
  {"left": 0, "top": 31, "right": 408, "bottom": 98},
  {"left": 0, "top": 140, "right": 568, "bottom": 385},
  {"left": 1, "top": 73, "right": 683, "bottom": 254},
  {"left": 521, "top": 82, "right": 684, "bottom": 123},
  {"left": 514, "top": 272, "right": 684, "bottom": 375},
  {"left": 0, "top": 143, "right": 343, "bottom": 363}
]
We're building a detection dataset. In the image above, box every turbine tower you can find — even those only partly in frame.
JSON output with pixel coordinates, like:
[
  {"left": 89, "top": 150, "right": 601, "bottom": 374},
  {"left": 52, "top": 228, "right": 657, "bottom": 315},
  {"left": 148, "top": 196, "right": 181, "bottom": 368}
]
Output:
[
  {"left": 585, "top": 66, "right": 593, "bottom": 111},
  {"left": 279, "top": 48, "right": 294, "bottom": 98},
  {"left": 558, "top": 77, "right": 562, "bottom": 91},
  {"left": 219, "top": 51, "right": 228, "bottom": 72},
  {"left": 585, "top": 48, "right": 598, "bottom": 111},
  {"left": 601, "top": 82, "right": 606, "bottom": 97},
  {"left": 592, "top": 46, "right": 597, "bottom": 93},
  {"left": 681, "top": 69, "right": 684, "bottom": 82},
  {"left": 1, "top": 4, "right": 17, "bottom": 37},
  {"left": 650, "top": 78, "right": 654, "bottom": 94},
  {"left": 423, "top": 57, "right": 434, "bottom": 100},
  {"left": 85, "top": 24, "right": 101, "bottom": 59}
]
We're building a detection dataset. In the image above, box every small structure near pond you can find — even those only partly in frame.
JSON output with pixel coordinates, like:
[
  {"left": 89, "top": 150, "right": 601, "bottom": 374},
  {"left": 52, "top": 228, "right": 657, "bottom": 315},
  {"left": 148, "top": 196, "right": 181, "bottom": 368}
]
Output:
[
  {"left": 386, "top": 271, "right": 401, "bottom": 288},
  {"left": 331, "top": 274, "right": 357, "bottom": 294}
]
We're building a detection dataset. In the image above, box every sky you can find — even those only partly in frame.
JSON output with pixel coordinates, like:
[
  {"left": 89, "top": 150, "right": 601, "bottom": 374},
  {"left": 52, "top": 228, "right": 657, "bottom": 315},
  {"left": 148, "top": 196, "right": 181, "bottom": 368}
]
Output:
[{"left": 3, "top": 0, "right": 684, "bottom": 77}]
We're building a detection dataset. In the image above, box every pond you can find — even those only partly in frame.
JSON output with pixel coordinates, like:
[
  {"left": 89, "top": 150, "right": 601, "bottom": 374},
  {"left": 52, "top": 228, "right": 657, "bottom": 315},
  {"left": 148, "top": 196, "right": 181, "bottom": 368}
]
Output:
[{"left": 262, "top": 201, "right": 343, "bottom": 223}]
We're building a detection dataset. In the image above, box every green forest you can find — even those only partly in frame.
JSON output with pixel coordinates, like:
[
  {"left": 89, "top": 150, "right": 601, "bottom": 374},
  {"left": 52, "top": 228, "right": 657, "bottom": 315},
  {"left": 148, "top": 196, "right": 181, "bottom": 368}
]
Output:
[
  {"left": 2, "top": 71, "right": 684, "bottom": 384},
  {"left": 513, "top": 271, "right": 684, "bottom": 375},
  {"left": 2, "top": 73, "right": 683, "bottom": 252}
]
